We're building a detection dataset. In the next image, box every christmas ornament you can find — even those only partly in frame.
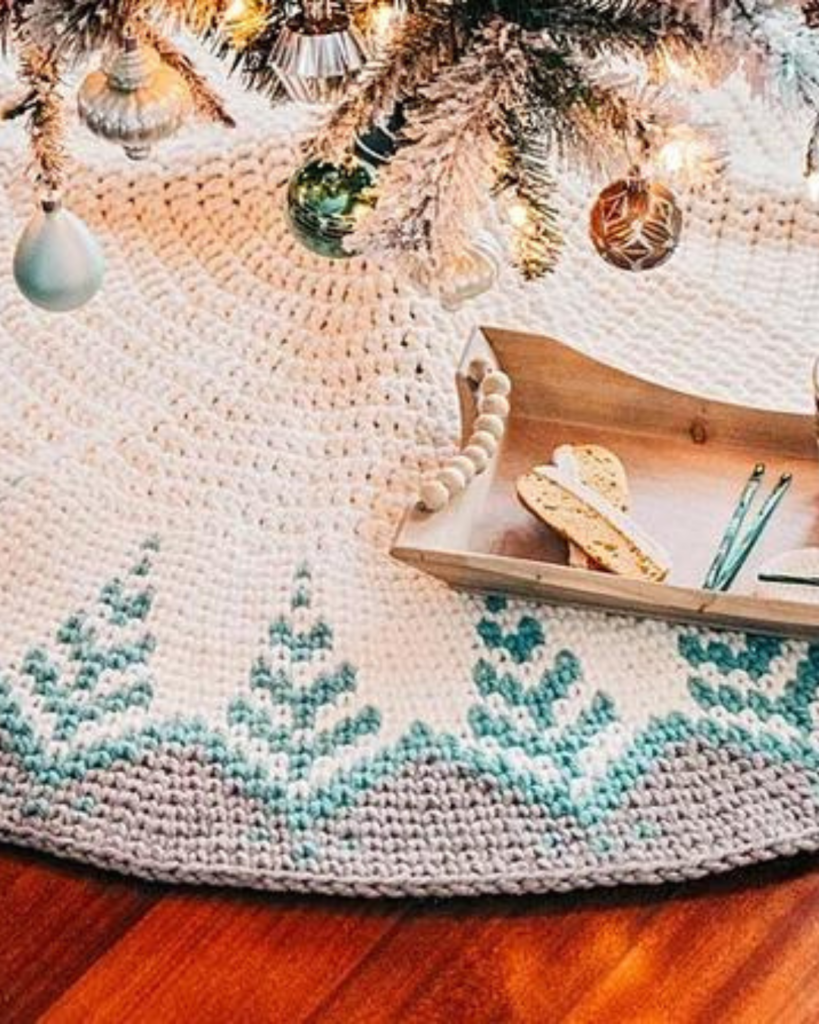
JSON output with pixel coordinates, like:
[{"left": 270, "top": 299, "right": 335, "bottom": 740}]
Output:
[
  {"left": 77, "top": 37, "right": 193, "bottom": 160},
  {"left": 589, "top": 174, "right": 683, "bottom": 272},
  {"left": 410, "top": 238, "right": 500, "bottom": 311},
  {"left": 286, "top": 159, "right": 376, "bottom": 258},
  {"left": 354, "top": 106, "right": 405, "bottom": 169},
  {"left": 14, "top": 198, "right": 105, "bottom": 312},
  {"left": 272, "top": 2, "right": 367, "bottom": 105}
]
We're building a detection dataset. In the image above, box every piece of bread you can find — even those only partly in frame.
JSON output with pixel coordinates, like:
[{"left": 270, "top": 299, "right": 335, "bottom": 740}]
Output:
[
  {"left": 517, "top": 466, "right": 670, "bottom": 583},
  {"left": 553, "top": 444, "right": 629, "bottom": 569}
]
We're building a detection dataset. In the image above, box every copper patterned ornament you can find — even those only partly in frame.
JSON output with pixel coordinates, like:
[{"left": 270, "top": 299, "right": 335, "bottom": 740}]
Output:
[{"left": 589, "top": 175, "right": 682, "bottom": 272}]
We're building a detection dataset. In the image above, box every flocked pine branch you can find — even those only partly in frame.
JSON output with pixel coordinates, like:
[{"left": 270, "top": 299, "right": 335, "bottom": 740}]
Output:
[
  {"left": 19, "top": 0, "right": 144, "bottom": 62},
  {"left": 140, "top": 22, "right": 236, "bottom": 127},
  {"left": 0, "top": 0, "right": 818, "bottom": 284},
  {"left": 18, "top": 44, "right": 66, "bottom": 194},
  {"left": 524, "top": 0, "right": 703, "bottom": 57},
  {"left": 733, "top": 0, "right": 819, "bottom": 107},
  {"left": 19, "top": 0, "right": 236, "bottom": 63},
  {"left": 0, "top": 0, "right": 15, "bottom": 52},
  {"left": 214, "top": 2, "right": 290, "bottom": 99},
  {"left": 349, "top": 21, "right": 524, "bottom": 262},
  {"left": 312, "top": 5, "right": 459, "bottom": 161},
  {"left": 495, "top": 133, "right": 563, "bottom": 279}
]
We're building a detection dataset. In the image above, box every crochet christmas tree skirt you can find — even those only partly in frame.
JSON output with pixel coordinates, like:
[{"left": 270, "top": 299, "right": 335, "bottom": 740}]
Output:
[{"left": 2, "top": 64, "right": 819, "bottom": 897}]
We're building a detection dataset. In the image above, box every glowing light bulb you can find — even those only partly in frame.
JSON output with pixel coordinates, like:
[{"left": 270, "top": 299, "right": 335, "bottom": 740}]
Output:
[
  {"left": 655, "top": 125, "right": 727, "bottom": 185},
  {"left": 367, "top": 0, "right": 407, "bottom": 55},
  {"left": 222, "top": 0, "right": 268, "bottom": 48},
  {"left": 371, "top": 4, "right": 396, "bottom": 39},
  {"left": 508, "top": 203, "right": 529, "bottom": 229},
  {"left": 657, "top": 140, "right": 685, "bottom": 176},
  {"left": 224, "top": 0, "right": 248, "bottom": 20}
]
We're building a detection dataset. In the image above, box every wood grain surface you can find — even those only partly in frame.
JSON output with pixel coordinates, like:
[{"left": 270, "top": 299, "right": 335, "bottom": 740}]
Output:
[
  {"left": 3, "top": 843, "right": 819, "bottom": 1023},
  {"left": 394, "top": 328, "right": 819, "bottom": 637}
]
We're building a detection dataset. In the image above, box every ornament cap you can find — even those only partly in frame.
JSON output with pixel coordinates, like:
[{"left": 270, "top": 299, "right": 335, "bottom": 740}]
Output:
[{"left": 106, "top": 42, "right": 161, "bottom": 92}]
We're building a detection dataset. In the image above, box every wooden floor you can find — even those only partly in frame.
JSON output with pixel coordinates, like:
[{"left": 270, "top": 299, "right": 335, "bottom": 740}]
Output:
[{"left": 3, "top": 844, "right": 819, "bottom": 1023}]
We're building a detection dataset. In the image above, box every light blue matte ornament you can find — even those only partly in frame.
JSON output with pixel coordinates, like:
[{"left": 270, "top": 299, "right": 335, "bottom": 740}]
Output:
[{"left": 13, "top": 199, "right": 105, "bottom": 312}]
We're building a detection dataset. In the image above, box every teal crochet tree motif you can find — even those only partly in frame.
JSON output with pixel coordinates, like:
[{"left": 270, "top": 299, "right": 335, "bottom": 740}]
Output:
[
  {"left": 14, "top": 538, "right": 158, "bottom": 744},
  {"left": 468, "top": 595, "right": 618, "bottom": 788},
  {"left": 0, "top": 538, "right": 160, "bottom": 817},
  {"left": 227, "top": 566, "right": 382, "bottom": 859},
  {"left": 680, "top": 632, "right": 819, "bottom": 735}
]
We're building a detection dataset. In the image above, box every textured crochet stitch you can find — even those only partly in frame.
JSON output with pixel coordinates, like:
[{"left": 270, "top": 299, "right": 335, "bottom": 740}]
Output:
[{"left": 2, "top": 55, "right": 819, "bottom": 897}]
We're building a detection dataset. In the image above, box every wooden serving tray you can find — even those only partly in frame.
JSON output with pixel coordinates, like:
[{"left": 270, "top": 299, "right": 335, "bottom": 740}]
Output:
[{"left": 392, "top": 327, "right": 819, "bottom": 637}]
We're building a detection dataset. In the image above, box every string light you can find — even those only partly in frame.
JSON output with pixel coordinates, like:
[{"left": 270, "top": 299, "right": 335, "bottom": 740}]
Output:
[
  {"left": 655, "top": 125, "right": 727, "bottom": 186},
  {"left": 222, "top": 0, "right": 268, "bottom": 49},
  {"left": 224, "top": 0, "right": 248, "bottom": 19},
  {"left": 507, "top": 202, "right": 529, "bottom": 229},
  {"left": 366, "top": 0, "right": 407, "bottom": 57}
]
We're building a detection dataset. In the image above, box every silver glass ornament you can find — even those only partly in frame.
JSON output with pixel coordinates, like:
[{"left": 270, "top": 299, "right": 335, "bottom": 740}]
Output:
[
  {"left": 272, "top": 4, "right": 367, "bottom": 105},
  {"left": 78, "top": 38, "right": 193, "bottom": 160},
  {"left": 14, "top": 198, "right": 105, "bottom": 313}
]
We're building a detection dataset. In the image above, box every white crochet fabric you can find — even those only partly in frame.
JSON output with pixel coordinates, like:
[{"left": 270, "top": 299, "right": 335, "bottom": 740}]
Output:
[{"left": 2, "top": 56, "right": 819, "bottom": 896}]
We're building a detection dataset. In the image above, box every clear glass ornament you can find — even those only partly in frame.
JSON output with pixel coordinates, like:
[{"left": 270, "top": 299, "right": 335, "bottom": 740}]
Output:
[{"left": 409, "top": 238, "right": 500, "bottom": 311}]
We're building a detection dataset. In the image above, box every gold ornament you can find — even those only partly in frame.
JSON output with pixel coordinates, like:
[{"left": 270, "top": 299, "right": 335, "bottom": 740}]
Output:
[
  {"left": 77, "top": 38, "right": 193, "bottom": 160},
  {"left": 589, "top": 174, "right": 682, "bottom": 272}
]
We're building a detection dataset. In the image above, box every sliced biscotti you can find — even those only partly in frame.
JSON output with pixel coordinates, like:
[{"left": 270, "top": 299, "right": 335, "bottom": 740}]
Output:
[
  {"left": 554, "top": 444, "right": 630, "bottom": 569},
  {"left": 517, "top": 466, "right": 670, "bottom": 583},
  {"left": 554, "top": 444, "right": 629, "bottom": 510}
]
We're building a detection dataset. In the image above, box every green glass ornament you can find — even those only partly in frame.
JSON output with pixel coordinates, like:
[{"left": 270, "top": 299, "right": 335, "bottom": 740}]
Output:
[{"left": 286, "top": 159, "right": 376, "bottom": 259}]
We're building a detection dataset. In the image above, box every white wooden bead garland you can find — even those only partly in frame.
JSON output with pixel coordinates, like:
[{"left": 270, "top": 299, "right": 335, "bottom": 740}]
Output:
[{"left": 418, "top": 363, "right": 512, "bottom": 513}]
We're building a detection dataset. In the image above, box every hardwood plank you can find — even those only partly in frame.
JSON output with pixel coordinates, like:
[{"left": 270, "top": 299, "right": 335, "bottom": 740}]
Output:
[
  {"left": 312, "top": 859, "right": 819, "bottom": 1024},
  {"left": 0, "top": 845, "right": 161, "bottom": 1024},
  {"left": 2, "top": 846, "right": 819, "bottom": 1024},
  {"left": 308, "top": 893, "right": 663, "bottom": 1023},
  {"left": 40, "top": 889, "right": 407, "bottom": 1024},
  {"left": 554, "top": 858, "right": 819, "bottom": 1024},
  {"left": 0, "top": 846, "right": 36, "bottom": 890}
]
